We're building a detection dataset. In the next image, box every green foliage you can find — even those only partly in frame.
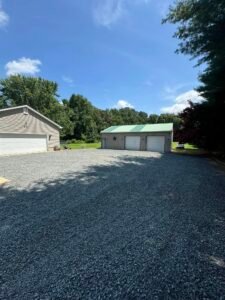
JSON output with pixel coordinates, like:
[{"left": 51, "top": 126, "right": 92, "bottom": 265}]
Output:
[
  {"left": 163, "top": 0, "right": 225, "bottom": 66},
  {"left": 164, "top": 0, "right": 225, "bottom": 151},
  {"left": 68, "top": 94, "right": 98, "bottom": 141},
  {"left": 66, "top": 139, "right": 85, "bottom": 144},
  {"left": 51, "top": 103, "right": 74, "bottom": 138},
  {"left": 0, "top": 75, "right": 181, "bottom": 143},
  {"left": 0, "top": 75, "right": 74, "bottom": 138},
  {"left": 0, "top": 75, "right": 58, "bottom": 113},
  {"left": 157, "top": 114, "right": 181, "bottom": 130},
  {"left": 148, "top": 114, "right": 159, "bottom": 124}
]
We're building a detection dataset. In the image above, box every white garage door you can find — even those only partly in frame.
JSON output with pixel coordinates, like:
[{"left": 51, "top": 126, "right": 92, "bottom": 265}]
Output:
[
  {"left": 0, "top": 134, "right": 47, "bottom": 155},
  {"left": 125, "top": 136, "right": 141, "bottom": 151},
  {"left": 147, "top": 136, "right": 165, "bottom": 153}
]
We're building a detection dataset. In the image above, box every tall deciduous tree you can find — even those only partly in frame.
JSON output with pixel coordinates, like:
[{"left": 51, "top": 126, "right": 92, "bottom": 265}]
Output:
[
  {"left": 164, "top": 0, "right": 225, "bottom": 151},
  {"left": 0, "top": 75, "right": 73, "bottom": 138},
  {"left": 68, "top": 94, "right": 98, "bottom": 141},
  {"left": 0, "top": 75, "right": 58, "bottom": 114}
]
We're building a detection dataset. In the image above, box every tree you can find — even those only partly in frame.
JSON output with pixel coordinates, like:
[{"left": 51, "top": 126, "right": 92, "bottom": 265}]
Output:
[
  {"left": 117, "top": 108, "right": 140, "bottom": 124},
  {"left": 164, "top": 0, "right": 225, "bottom": 151},
  {"left": 0, "top": 75, "right": 58, "bottom": 114},
  {"left": 148, "top": 114, "right": 159, "bottom": 124},
  {"left": 138, "top": 111, "right": 148, "bottom": 123},
  {"left": 68, "top": 94, "right": 98, "bottom": 141},
  {"left": 52, "top": 103, "right": 74, "bottom": 139},
  {"left": 158, "top": 114, "right": 181, "bottom": 131},
  {"left": 163, "top": 0, "right": 225, "bottom": 66},
  {"left": 0, "top": 75, "right": 74, "bottom": 138},
  {"left": 0, "top": 76, "right": 184, "bottom": 143}
]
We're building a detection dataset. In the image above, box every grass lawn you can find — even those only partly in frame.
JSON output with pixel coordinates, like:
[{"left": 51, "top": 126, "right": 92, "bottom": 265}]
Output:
[
  {"left": 172, "top": 142, "right": 207, "bottom": 155},
  {"left": 61, "top": 142, "right": 101, "bottom": 150},
  {"left": 172, "top": 142, "right": 199, "bottom": 150},
  {"left": 62, "top": 141, "right": 205, "bottom": 155}
]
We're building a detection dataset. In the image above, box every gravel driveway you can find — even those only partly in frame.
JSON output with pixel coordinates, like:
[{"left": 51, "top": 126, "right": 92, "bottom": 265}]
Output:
[{"left": 0, "top": 150, "right": 225, "bottom": 299}]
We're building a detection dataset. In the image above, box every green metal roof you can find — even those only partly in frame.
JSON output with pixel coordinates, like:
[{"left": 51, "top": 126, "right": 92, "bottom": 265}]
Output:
[{"left": 101, "top": 123, "right": 173, "bottom": 133}]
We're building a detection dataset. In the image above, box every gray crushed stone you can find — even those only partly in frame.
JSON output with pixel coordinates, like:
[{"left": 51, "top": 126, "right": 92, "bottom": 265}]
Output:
[{"left": 0, "top": 149, "right": 225, "bottom": 299}]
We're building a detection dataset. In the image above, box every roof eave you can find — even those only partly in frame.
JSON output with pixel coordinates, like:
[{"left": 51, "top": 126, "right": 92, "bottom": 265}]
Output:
[{"left": 101, "top": 130, "right": 173, "bottom": 134}]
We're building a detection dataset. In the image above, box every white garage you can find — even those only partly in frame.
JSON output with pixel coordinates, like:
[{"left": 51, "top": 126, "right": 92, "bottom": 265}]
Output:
[
  {"left": 0, "top": 134, "right": 47, "bottom": 155},
  {"left": 125, "top": 136, "right": 141, "bottom": 150},
  {"left": 147, "top": 136, "right": 165, "bottom": 153}
]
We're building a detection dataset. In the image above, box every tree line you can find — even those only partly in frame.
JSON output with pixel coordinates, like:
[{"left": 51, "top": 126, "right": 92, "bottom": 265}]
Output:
[
  {"left": 164, "top": 0, "right": 225, "bottom": 153},
  {"left": 0, "top": 75, "right": 181, "bottom": 142}
]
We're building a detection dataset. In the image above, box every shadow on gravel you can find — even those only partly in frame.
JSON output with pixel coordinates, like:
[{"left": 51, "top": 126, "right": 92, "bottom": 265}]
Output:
[{"left": 1, "top": 154, "right": 225, "bottom": 299}]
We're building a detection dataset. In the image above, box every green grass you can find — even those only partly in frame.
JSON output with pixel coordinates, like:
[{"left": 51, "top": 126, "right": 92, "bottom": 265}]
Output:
[
  {"left": 172, "top": 142, "right": 208, "bottom": 155},
  {"left": 62, "top": 141, "right": 204, "bottom": 154},
  {"left": 61, "top": 142, "right": 101, "bottom": 150},
  {"left": 172, "top": 142, "right": 199, "bottom": 150}
]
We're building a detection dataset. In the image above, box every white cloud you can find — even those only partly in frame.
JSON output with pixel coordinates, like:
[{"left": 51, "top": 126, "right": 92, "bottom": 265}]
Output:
[
  {"left": 62, "top": 76, "right": 74, "bottom": 86},
  {"left": 5, "top": 58, "right": 42, "bottom": 76},
  {"left": 92, "top": 0, "right": 170, "bottom": 28},
  {"left": 115, "top": 99, "right": 134, "bottom": 109},
  {"left": 162, "top": 83, "right": 189, "bottom": 101},
  {"left": 161, "top": 90, "right": 204, "bottom": 114},
  {"left": 93, "top": 0, "right": 124, "bottom": 28},
  {"left": 0, "top": 1, "right": 9, "bottom": 28},
  {"left": 93, "top": 0, "right": 151, "bottom": 27}
]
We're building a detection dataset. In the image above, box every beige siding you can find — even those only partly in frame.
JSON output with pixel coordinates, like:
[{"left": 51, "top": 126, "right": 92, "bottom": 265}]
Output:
[
  {"left": 101, "top": 132, "right": 172, "bottom": 152},
  {"left": 0, "top": 107, "right": 60, "bottom": 150}
]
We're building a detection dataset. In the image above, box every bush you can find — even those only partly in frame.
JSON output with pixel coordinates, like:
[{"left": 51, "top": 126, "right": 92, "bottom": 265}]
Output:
[
  {"left": 64, "top": 138, "right": 100, "bottom": 144},
  {"left": 73, "top": 139, "right": 85, "bottom": 144},
  {"left": 65, "top": 139, "right": 85, "bottom": 144},
  {"left": 70, "top": 139, "right": 77, "bottom": 144},
  {"left": 65, "top": 140, "right": 72, "bottom": 144},
  {"left": 85, "top": 137, "right": 96, "bottom": 143}
]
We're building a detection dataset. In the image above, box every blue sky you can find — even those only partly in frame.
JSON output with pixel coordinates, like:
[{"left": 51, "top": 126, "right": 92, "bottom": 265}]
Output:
[{"left": 0, "top": 0, "right": 203, "bottom": 114}]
